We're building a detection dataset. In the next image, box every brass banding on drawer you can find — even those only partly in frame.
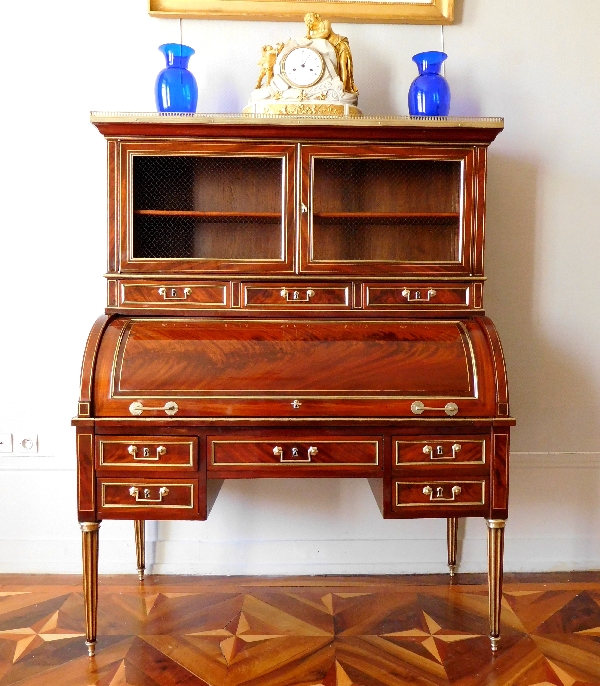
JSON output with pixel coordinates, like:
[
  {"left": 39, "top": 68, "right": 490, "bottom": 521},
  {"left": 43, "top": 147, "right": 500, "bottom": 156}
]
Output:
[
  {"left": 242, "top": 284, "right": 351, "bottom": 308},
  {"left": 97, "top": 436, "right": 196, "bottom": 468},
  {"left": 210, "top": 438, "right": 380, "bottom": 466},
  {"left": 395, "top": 439, "right": 485, "bottom": 466},
  {"left": 119, "top": 282, "right": 228, "bottom": 308},
  {"left": 395, "top": 480, "right": 486, "bottom": 507},
  {"left": 100, "top": 481, "right": 196, "bottom": 509},
  {"left": 364, "top": 284, "right": 471, "bottom": 309}
]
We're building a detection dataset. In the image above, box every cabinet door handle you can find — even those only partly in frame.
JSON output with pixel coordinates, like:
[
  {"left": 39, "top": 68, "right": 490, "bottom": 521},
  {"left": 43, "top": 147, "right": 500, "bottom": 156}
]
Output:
[
  {"left": 402, "top": 288, "right": 436, "bottom": 302},
  {"left": 129, "top": 401, "right": 179, "bottom": 416},
  {"left": 422, "top": 485, "right": 462, "bottom": 501},
  {"left": 280, "top": 288, "right": 315, "bottom": 302},
  {"left": 129, "top": 486, "right": 169, "bottom": 502},
  {"left": 423, "top": 443, "right": 462, "bottom": 460},
  {"left": 411, "top": 401, "right": 458, "bottom": 416},
  {"left": 158, "top": 287, "right": 192, "bottom": 300},
  {"left": 128, "top": 445, "right": 167, "bottom": 461}
]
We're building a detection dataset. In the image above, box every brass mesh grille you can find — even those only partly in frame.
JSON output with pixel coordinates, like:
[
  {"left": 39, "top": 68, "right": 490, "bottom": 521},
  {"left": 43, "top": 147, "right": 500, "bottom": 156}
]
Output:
[{"left": 132, "top": 155, "right": 283, "bottom": 259}]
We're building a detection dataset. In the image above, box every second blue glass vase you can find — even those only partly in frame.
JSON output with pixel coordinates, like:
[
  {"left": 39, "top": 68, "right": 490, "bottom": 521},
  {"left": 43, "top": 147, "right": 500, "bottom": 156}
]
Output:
[
  {"left": 408, "top": 51, "right": 450, "bottom": 117},
  {"left": 155, "top": 43, "right": 198, "bottom": 113}
]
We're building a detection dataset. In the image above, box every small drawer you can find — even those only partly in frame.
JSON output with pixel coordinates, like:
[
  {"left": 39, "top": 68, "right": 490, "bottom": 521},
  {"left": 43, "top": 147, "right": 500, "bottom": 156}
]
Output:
[
  {"left": 210, "top": 437, "right": 380, "bottom": 467},
  {"left": 98, "top": 479, "right": 198, "bottom": 514},
  {"left": 96, "top": 436, "right": 197, "bottom": 469},
  {"left": 242, "top": 283, "right": 351, "bottom": 309},
  {"left": 395, "top": 438, "right": 485, "bottom": 467},
  {"left": 119, "top": 282, "right": 229, "bottom": 308},
  {"left": 364, "top": 284, "right": 471, "bottom": 309},
  {"left": 394, "top": 480, "right": 486, "bottom": 509}
]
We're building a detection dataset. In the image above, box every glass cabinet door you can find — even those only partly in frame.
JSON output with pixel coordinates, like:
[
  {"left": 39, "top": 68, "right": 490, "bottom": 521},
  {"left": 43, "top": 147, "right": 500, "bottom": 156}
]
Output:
[
  {"left": 119, "top": 143, "right": 295, "bottom": 274},
  {"left": 300, "top": 145, "right": 477, "bottom": 276}
]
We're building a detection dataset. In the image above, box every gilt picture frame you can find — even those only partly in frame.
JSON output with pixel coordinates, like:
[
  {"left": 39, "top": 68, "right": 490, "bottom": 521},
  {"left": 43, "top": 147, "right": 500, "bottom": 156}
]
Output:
[{"left": 148, "top": 0, "right": 454, "bottom": 24}]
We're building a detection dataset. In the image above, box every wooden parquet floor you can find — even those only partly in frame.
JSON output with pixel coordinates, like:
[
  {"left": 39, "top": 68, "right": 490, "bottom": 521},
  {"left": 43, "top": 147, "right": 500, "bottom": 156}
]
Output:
[{"left": 1, "top": 573, "right": 600, "bottom": 686}]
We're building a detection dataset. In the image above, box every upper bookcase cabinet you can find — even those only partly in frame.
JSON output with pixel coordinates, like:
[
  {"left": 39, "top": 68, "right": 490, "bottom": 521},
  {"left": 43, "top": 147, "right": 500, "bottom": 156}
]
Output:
[{"left": 96, "top": 114, "right": 502, "bottom": 278}]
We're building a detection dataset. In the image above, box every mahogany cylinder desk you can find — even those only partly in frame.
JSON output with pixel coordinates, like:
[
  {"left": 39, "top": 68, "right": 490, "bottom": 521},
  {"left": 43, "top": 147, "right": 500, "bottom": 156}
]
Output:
[{"left": 74, "top": 113, "right": 513, "bottom": 656}]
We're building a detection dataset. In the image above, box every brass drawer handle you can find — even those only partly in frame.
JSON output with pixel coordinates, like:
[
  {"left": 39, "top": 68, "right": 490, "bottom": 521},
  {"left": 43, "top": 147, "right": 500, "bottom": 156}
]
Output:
[
  {"left": 273, "top": 445, "right": 318, "bottom": 462},
  {"left": 280, "top": 288, "right": 315, "bottom": 302},
  {"left": 411, "top": 401, "right": 458, "bottom": 416},
  {"left": 423, "top": 485, "right": 462, "bottom": 501},
  {"left": 129, "top": 486, "right": 169, "bottom": 502},
  {"left": 128, "top": 445, "right": 167, "bottom": 461},
  {"left": 129, "top": 401, "right": 179, "bottom": 416},
  {"left": 423, "top": 443, "right": 462, "bottom": 460},
  {"left": 158, "top": 287, "right": 192, "bottom": 300},
  {"left": 402, "top": 288, "right": 436, "bottom": 302}
]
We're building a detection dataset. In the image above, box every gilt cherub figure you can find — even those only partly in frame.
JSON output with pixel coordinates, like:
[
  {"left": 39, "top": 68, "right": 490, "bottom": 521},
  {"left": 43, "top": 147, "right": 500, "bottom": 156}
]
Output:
[
  {"left": 304, "top": 13, "right": 357, "bottom": 94},
  {"left": 255, "top": 43, "right": 284, "bottom": 89}
]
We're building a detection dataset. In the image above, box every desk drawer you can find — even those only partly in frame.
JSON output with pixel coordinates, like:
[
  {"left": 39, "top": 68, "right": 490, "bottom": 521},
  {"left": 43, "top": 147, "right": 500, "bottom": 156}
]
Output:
[
  {"left": 98, "top": 479, "right": 198, "bottom": 517},
  {"left": 210, "top": 437, "right": 380, "bottom": 467},
  {"left": 394, "top": 438, "right": 485, "bottom": 467},
  {"left": 364, "top": 283, "right": 474, "bottom": 310},
  {"left": 393, "top": 479, "right": 486, "bottom": 512},
  {"left": 97, "top": 436, "right": 197, "bottom": 469},
  {"left": 118, "top": 281, "right": 229, "bottom": 309},
  {"left": 242, "top": 283, "right": 351, "bottom": 309}
]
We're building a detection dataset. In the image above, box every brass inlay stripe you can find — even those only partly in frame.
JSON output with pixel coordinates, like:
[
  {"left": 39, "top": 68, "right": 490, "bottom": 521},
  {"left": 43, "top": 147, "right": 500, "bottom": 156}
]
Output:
[
  {"left": 101, "top": 482, "right": 195, "bottom": 509},
  {"left": 77, "top": 433, "right": 94, "bottom": 511},
  {"left": 395, "top": 440, "right": 485, "bottom": 466},
  {"left": 112, "top": 317, "right": 478, "bottom": 400},
  {"left": 395, "top": 480, "right": 485, "bottom": 507},
  {"left": 210, "top": 439, "right": 379, "bottom": 466},
  {"left": 99, "top": 440, "right": 194, "bottom": 467},
  {"left": 121, "top": 283, "right": 228, "bottom": 306}
]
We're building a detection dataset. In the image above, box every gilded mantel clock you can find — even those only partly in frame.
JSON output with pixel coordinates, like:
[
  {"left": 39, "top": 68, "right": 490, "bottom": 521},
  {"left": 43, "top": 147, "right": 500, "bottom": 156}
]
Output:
[{"left": 243, "top": 13, "right": 361, "bottom": 116}]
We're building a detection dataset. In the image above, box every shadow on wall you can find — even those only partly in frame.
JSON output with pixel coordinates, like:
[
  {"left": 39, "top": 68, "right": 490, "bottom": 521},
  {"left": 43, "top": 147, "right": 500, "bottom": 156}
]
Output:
[{"left": 485, "top": 152, "right": 600, "bottom": 454}]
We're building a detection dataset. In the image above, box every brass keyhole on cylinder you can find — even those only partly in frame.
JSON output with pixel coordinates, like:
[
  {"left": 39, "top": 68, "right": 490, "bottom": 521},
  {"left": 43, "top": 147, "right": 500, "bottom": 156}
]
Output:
[
  {"left": 143, "top": 447, "right": 150, "bottom": 457},
  {"left": 144, "top": 489, "right": 151, "bottom": 499},
  {"left": 415, "top": 291, "right": 421, "bottom": 299},
  {"left": 436, "top": 446, "right": 444, "bottom": 455},
  {"left": 292, "top": 291, "right": 300, "bottom": 300},
  {"left": 436, "top": 487, "right": 444, "bottom": 498},
  {"left": 292, "top": 447, "right": 299, "bottom": 458}
]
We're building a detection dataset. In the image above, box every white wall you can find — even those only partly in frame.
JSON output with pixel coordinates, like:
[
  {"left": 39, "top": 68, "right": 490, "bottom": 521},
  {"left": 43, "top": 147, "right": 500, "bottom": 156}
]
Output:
[{"left": 0, "top": 0, "right": 599, "bottom": 574}]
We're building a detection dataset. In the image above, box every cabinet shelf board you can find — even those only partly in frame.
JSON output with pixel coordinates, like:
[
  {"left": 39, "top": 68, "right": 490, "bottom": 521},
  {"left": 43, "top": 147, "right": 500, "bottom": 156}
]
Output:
[{"left": 134, "top": 210, "right": 281, "bottom": 223}]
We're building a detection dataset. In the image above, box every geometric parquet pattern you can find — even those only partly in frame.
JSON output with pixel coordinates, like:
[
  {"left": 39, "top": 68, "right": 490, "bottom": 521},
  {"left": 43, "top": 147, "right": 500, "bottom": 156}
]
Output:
[{"left": 2, "top": 573, "right": 600, "bottom": 685}]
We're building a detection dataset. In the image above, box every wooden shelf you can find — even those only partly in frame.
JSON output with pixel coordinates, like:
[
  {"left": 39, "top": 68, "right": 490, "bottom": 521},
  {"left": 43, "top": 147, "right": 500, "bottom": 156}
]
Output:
[
  {"left": 313, "top": 212, "right": 460, "bottom": 221},
  {"left": 134, "top": 210, "right": 281, "bottom": 223}
]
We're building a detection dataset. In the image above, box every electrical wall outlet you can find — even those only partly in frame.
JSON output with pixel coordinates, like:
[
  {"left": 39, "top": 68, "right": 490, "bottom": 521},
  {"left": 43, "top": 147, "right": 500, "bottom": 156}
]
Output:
[
  {"left": 15, "top": 434, "right": 38, "bottom": 453},
  {"left": 0, "top": 433, "right": 13, "bottom": 453}
]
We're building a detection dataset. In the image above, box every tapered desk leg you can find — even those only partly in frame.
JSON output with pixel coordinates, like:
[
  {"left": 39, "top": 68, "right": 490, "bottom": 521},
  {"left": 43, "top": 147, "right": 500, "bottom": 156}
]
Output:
[
  {"left": 134, "top": 520, "right": 145, "bottom": 581},
  {"left": 487, "top": 519, "right": 506, "bottom": 652},
  {"left": 80, "top": 522, "right": 100, "bottom": 657},
  {"left": 447, "top": 517, "right": 458, "bottom": 577}
]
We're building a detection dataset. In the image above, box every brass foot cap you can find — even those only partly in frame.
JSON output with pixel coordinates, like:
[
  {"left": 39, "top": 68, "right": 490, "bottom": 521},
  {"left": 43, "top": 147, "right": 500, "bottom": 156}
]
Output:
[
  {"left": 448, "top": 565, "right": 456, "bottom": 578},
  {"left": 138, "top": 569, "right": 145, "bottom": 582},
  {"left": 85, "top": 640, "right": 96, "bottom": 657},
  {"left": 489, "top": 635, "right": 500, "bottom": 652}
]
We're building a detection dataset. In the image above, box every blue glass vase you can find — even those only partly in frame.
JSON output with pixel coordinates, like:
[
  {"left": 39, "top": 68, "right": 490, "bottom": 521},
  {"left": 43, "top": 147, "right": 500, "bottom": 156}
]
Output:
[
  {"left": 408, "top": 51, "right": 450, "bottom": 116},
  {"left": 155, "top": 43, "right": 198, "bottom": 113}
]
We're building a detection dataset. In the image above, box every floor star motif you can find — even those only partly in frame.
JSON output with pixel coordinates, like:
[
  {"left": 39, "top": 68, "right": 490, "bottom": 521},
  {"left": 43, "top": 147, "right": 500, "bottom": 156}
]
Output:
[
  {"left": 0, "top": 609, "right": 85, "bottom": 663},
  {"left": 383, "top": 610, "right": 481, "bottom": 663},
  {"left": 188, "top": 610, "right": 284, "bottom": 664}
]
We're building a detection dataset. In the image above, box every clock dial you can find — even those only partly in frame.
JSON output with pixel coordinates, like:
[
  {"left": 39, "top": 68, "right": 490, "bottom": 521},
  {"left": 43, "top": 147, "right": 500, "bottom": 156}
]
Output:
[{"left": 281, "top": 47, "right": 325, "bottom": 88}]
